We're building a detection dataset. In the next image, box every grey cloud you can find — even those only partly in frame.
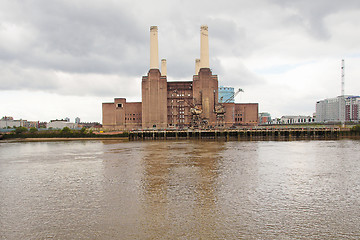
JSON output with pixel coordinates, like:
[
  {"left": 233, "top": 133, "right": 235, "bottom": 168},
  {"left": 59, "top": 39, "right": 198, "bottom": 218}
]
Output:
[
  {"left": 1, "top": 0, "right": 147, "bottom": 75},
  {"left": 1, "top": 0, "right": 359, "bottom": 107},
  {"left": 0, "top": 63, "right": 59, "bottom": 91},
  {"left": 271, "top": 0, "right": 360, "bottom": 40},
  {"left": 0, "top": 62, "right": 140, "bottom": 98},
  {"left": 207, "top": 18, "right": 250, "bottom": 57},
  {"left": 220, "top": 64, "right": 265, "bottom": 88}
]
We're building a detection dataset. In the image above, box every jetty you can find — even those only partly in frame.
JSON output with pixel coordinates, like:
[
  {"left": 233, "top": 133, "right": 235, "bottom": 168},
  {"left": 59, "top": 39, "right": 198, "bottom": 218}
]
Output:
[{"left": 128, "top": 126, "right": 359, "bottom": 141}]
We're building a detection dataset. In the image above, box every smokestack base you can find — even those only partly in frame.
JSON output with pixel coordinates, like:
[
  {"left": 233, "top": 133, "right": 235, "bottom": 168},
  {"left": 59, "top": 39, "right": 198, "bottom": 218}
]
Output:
[{"left": 195, "top": 59, "right": 200, "bottom": 75}]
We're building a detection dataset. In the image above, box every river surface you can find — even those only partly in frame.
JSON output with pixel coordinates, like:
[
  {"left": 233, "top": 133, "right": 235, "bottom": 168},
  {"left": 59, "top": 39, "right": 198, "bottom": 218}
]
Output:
[{"left": 1, "top": 139, "right": 360, "bottom": 239}]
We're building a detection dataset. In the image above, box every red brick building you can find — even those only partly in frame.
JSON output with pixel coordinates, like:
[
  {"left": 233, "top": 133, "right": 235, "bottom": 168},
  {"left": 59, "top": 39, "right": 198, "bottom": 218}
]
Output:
[{"left": 102, "top": 26, "right": 258, "bottom": 130}]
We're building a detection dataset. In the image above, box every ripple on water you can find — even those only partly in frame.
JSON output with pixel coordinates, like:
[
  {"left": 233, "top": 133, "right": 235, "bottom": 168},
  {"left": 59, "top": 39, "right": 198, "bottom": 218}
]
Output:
[{"left": 1, "top": 140, "right": 360, "bottom": 239}]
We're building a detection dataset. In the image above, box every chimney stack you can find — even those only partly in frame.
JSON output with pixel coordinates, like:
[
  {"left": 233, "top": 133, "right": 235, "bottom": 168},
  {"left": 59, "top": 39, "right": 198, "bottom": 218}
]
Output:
[
  {"left": 161, "top": 59, "right": 167, "bottom": 76},
  {"left": 200, "top": 25, "right": 209, "bottom": 69},
  {"left": 150, "top": 26, "right": 159, "bottom": 69},
  {"left": 195, "top": 58, "right": 200, "bottom": 75}
]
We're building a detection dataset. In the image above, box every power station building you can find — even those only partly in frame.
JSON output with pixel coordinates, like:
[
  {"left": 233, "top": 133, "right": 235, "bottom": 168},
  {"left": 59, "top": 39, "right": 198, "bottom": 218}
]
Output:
[{"left": 102, "top": 26, "right": 258, "bottom": 130}]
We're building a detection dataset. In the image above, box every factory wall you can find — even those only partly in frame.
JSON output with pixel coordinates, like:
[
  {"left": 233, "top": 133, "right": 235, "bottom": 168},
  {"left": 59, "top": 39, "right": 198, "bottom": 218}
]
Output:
[
  {"left": 192, "top": 68, "right": 219, "bottom": 126},
  {"left": 142, "top": 69, "right": 167, "bottom": 129},
  {"left": 102, "top": 98, "right": 142, "bottom": 130},
  {"left": 234, "top": 103, "right": 258, "bottom": 126},
  {"left": 167, "top": 81, "right": 193, "bottom": 127}
]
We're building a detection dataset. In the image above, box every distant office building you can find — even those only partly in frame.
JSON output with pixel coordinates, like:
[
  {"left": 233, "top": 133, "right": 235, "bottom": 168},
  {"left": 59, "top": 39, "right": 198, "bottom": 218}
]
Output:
[
  {"left": 0, "top": 116, "right": 25, "bottom": 128},
  {"left": 259, "top": 112, "right": 272, "bottom": 125},
  {"left": 219, "top": 86, "right": 235, "bottom": 103},
  {"left": 75, "top": 117, "right": 81, "bottom": 124},
  {"left": 316, "top": 95, "right": 359, "bottom": 123},
  {"left": 345, "top": 96, "right": 360, "bottom": 122},
  {"left": 316, "top": 96, "right": 344, "bottom": 123},
  {"left": 23, "top": 121, "right": 39, "bottom": 128},
  {"left": 47, "top": 120, "right": 78, "bottom": 129},
  {"left": 38, "top": 122, "right": 47, "bottom": 128}
]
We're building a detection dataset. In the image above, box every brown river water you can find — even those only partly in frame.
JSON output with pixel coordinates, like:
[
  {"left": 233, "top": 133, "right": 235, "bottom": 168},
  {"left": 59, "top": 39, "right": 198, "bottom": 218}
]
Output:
[{"left": 1, "top": 139, "right": 360, "bottom": 239}]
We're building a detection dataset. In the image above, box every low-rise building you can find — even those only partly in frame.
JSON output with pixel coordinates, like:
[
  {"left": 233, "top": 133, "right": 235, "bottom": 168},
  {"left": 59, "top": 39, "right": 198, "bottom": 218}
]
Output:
[
  {"left": 1, "top": 116, "right": 25, "bottom": 128},
  {"left": 279, "top": 115, "right": 315, "bottom": 124},
  {"left": 47, "top": 120, "right": 78, "bottom": 129},
  {"left": 259, "top": 112, "right": 272, "bottom": 125},
  {"left": 23, "top": 121, "right": 39, "bottom": 128}
]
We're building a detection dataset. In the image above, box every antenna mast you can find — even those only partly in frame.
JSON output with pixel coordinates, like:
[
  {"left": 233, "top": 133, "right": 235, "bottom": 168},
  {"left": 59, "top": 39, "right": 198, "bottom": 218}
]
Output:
[
  {"left": 340, "top": 59, "right": 345, "bottom": 127},
  {"left": 341, "top": 59, "right": 345, "bottom": 96}
]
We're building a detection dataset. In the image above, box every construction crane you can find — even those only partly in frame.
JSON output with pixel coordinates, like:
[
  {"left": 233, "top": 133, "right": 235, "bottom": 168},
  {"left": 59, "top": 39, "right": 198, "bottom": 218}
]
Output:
[
  {"left": 225, "top": 88, "right": 243, "bottom": 103},
  {"left": 214, "top": 88, "right": 244, "bottom": 127},
  {"left": 219, "top": 88, "right": 244, "bottom": 103}
]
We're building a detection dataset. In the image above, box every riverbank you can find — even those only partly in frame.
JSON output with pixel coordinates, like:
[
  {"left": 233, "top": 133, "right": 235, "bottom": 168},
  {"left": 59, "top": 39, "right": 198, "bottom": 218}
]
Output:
[
  {"left": 0, "top": 128, "right": 128, "bottom": 141},
  {"left": 0, "top": 137, "right": 128, "bottom": 143}
]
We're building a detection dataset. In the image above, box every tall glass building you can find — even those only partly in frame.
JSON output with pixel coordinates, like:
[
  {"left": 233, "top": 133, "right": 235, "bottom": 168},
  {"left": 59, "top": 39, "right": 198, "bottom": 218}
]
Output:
[{"left": 218, "top": 86, "right": 235, "bottom": 103}]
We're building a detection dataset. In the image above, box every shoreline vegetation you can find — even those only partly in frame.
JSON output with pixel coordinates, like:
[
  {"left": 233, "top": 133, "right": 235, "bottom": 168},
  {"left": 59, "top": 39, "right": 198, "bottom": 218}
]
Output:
[
  {"left": 0, "top": 127, "right": 128, "bottom": 141},
  {"left": 1, "top": 125, "right": 360, "bottom": 142}
]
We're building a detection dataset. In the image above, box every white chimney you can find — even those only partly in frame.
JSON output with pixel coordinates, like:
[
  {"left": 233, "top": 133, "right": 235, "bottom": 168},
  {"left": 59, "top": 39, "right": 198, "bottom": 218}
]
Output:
[
  {"left": 150, "top": 26, "right": 159, "bottom": 69},
  {"left": 195, "top": 58, "right": 200, "bottom": 75},
  {"left": 200, "top": 25, "right": 209, "bottom": 69},
  {"left": 161, "top": 59, "right": 167, "bottom": 76}
]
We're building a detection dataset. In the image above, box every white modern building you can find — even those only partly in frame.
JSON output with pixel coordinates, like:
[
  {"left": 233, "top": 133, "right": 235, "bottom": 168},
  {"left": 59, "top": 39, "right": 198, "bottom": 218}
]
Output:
[
  {"left": 316, "top": 95, "right": 360, "bottom": 123},
  {"left": 47, "top": 120, "right": 78, "bottom": 129},
  {"left": 0, "top": 116, "right": 25, "bottom": 128},
  {"left": 279, "top": 115, "right": 315, "bottom": 124}
]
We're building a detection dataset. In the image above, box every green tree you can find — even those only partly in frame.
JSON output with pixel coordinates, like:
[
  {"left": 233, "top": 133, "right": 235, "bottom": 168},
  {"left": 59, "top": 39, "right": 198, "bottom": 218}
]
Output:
[
  {"left": 351, "top": 125, "right": 360, "bottom": 133},
  {"left": 30, "top": 127, "right": 38, "bottom": 133},
  {"left": 80, "top": 127, "right": 87, "bottom": 135},
  {"left": 60, "top": 127, "right": 71, "bottom": 135},
  {"left": 15, "top": 126, "right": 28, "bottom": 134}
]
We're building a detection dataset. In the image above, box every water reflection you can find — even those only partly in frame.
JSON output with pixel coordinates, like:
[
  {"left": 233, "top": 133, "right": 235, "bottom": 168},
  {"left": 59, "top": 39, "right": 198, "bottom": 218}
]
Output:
[
  {"left": 1, "top": 140, "right": 360, "bottom": 239},
  {"left": 138, "top": 141, "right": 225, "bottom": 239}
]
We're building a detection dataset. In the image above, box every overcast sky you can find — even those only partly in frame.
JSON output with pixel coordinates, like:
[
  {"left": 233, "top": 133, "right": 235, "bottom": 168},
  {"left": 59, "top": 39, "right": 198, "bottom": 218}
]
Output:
[{"left": 1, "top": 0, "right": 360, "bottom": 123}]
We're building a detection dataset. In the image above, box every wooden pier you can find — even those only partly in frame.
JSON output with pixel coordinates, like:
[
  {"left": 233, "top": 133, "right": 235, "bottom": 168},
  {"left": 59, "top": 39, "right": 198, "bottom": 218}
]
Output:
[{"left": 128, "top": 127, "right": 358, "bottom": 141}]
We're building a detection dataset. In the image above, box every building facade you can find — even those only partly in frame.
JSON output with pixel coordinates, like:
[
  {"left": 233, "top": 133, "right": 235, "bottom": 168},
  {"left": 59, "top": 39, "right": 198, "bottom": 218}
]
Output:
[
  {"left": 47, "top": 120, "right": 78, "bottom": 129},
  {"left": 316, "top": 95, "right": 360, "bottom": 123},
  {"left": 0, "top": 116, "right": 24, "bottom": 128},
  {"left": 280, "top": 116, "right": 315, "bottom": 124},
  {"left": 345, "top": 96, "right": 360, "bottom": 122},
  {"left": 259, "top": 112, "right": 272, "bottom": 125},
  {"left": 102, "top": 26, "right": 258, "bottom": 130}
]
